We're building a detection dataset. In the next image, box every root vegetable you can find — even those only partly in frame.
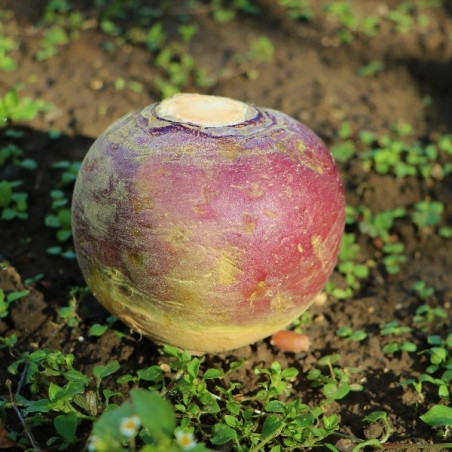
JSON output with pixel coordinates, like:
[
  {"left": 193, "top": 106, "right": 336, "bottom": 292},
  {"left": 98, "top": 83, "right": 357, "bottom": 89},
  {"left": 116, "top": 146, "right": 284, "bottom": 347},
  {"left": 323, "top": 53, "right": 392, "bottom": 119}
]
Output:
[{"left": 72, "top": 93, "right": 345, "bottom": 353}]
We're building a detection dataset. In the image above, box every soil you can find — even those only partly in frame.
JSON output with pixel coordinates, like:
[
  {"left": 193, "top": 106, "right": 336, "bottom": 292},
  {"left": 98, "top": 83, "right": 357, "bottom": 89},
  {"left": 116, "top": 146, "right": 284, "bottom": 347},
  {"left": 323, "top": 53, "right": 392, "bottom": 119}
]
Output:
[{"left": 0, "top": 1, "right": 451, "bottom": 450}]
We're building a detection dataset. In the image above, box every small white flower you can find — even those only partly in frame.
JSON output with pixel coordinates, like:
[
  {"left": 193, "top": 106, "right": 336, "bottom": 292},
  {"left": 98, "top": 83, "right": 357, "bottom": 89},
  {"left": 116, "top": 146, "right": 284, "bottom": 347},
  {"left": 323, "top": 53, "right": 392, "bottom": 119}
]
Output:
[
  {"left": 119, "top": 415, "right": 141, "bottom": 438},
  {"left": 175, "top": 430, "right": 196, "bottom": 450}
]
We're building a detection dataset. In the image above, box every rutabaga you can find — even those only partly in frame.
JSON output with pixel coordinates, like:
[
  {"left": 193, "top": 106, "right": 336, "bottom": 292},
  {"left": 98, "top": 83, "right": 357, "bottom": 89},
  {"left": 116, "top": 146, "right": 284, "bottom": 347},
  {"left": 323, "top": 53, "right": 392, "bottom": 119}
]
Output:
[{"left": 72, "top": 93, "right": 345, "bottom": 353}]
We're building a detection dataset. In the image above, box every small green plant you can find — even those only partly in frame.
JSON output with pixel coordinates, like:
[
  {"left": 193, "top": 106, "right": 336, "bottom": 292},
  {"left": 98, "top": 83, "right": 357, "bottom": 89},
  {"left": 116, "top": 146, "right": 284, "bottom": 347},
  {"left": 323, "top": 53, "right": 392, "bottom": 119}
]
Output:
[
  {"left": 0, "top": 288, "right": 30, "bottom": 319},
  {"left": 353, "top": 206, "right": 406, "bottom": 243},
  {"left": 278, "top": 0, "right": 313, "bottom": 21},
  {"left": 0, "top": 34, "right": 18, "bottom": 71},
  {"left": 382, "top": 242, "right": 406, "bottom": 274},
  {"left": 420, "top": 405, "right": 452, "bottom": 438},
  {"left": 255, "top": 361, "right": 299, "bottom": 404},
  {"left": 326, "top": 233, "right": 370, "bottom": 299},
  {"left": 208, "top": 0, "right": 261, "bottom": 24},
  {"left": 362, "top": 411, "right": 392, "bottom": 445},
  {"left": 413, "top": 304, "right": 448, "bottom": 331},
  {"left": 323, "top": 2, "right": 379, "bottom": 43},
  {"left": 387, "top": 2, "right": 414, "bottom": 33},
  {"left": 358, "top": 60, "right": 384, "bottom": 77},
  {"left": 90, "top": 388, "right": 210, "bottom": 451},
  {"left": 45, "top": 189, "right": 75, "bottom": 258},
  {"left": 0, "top": 180, "right": 28, "bottom": 220},
  {"left": 336, "top": 326, "right": 368, "bottom": 342},
  {"left": 307, "top": 354, "right": 363, "bottom": 400},
  {"left": 0, "top": 89, "right": 52, "bottom": 126},
  {"left": 230, "top": 36, "right": 274, "bottom": 81},
  {"left": 411, "top": 280, "right": 434, "bottom": 298},
  {"left": 35, "top": 0, "right": 85, "bottom": 61},
  {"left": 411, "top": 200, "right": 444, "bottom": 229},
  {"left": 52, "top": 160, "right": 81, "bottom": 186},
  {"left": 380, "top": 321, "right": 417, "bottom": 354},
  {"left": 0, "top": 142, "right": 37, "bottom": 170},
  {"left": 36, "top": 26, "right": 70, "bottom": 61}
]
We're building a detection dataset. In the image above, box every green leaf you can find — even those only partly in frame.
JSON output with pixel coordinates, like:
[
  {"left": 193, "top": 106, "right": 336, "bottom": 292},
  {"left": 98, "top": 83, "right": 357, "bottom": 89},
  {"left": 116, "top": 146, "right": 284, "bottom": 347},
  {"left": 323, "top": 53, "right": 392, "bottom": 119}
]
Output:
[
  {"left": 265, "top": 400, "right": 286, "bottom": 413},
  {"left": 318, "top": 354, "right": 341, "bottom": 366},
  {"left": 45, "top": 214, "right": 60, "bottom": 228},
  {"left": 336, "top": 326, "right": 352, "bottom": 337},
  {"left": 131, "top": 389, "right": 175, "bottom": 436},
  {"left": 89, "top": 323, "right": 109, "bottom": 337},
  {"left": 93, "top": 360, "right": 120, "bottom": 381},
  {"left": 7, "top": 290, "right": 29, "bottom": 302},
  {"left": 203, "top": 368, "right": 224, "bottom": 379},
  {"left": 136, "top": 365, "right": 163, "bottom": 383},
  {"left": 47, "top": 245, "right": 62, "bottom": 255},
  {"left": 54, "top": 411, "right": 77, "bottom": 442},
  {"left": 295, "top": 413, "right": 314, "bottom": 428},
  {"left": 261, "top": 414, "right": 283, "bottom": 439},
  {"left": 211, "top": 423, "right": 237, "bottom": 445},
  {"left": 350, "top": 330, "right": 368, "bottom": 341},
  {"left": 187, "top": 358, "right": 201, "bottom": 380},
  {"left": 63, "top": 369, "right": 91, "bottom": 385},
  {"left": 364, "top": 411, "right": 387, "bottom": 422},
  {"left": 420, "top": 405, "right": 452, "bottom": 427},
  {"left": 0, "top": 181, "right": 12, "bottom": 208},
  {"left": 323, "top": 382, "right": 350, "bottom": 400},
  {"left": 383, "top": 343, "right": 400, "bottom": 353},
  {"left": 281, "top": 367, "right": 299, "bottom": 379},
  {"left": 57, "top": 228, "right": 72, "bottom": 242}
]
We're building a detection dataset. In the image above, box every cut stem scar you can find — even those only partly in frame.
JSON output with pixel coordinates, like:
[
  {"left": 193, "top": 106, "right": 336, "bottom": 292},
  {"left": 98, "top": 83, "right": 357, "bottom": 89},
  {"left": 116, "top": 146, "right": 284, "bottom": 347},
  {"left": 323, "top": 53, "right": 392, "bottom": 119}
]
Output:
[{"left": 155, "top": 93, "right": 258, "bottom": 127}]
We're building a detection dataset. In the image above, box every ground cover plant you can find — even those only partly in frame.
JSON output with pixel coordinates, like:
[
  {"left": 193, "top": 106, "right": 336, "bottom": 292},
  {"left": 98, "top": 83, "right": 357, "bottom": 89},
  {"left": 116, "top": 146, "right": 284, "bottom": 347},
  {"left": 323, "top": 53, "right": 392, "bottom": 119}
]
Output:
[{"left": 0, "top": 0, "right": 451, "bottom": 450}]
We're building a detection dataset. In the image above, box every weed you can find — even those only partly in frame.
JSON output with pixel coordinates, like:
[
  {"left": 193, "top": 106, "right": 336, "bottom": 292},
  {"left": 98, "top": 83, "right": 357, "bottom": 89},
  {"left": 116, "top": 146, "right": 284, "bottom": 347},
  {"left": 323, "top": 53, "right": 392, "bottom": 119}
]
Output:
[
  {"left": 413, "top": 304, "right": 448, "bottom": 331},
  {"left": 208, "top": 0, "right": 261, "bottom": 24},
  {"left": 412, "top": 280, "right": 434, "bottom": 299},
  {"left": 0, "top": 142, "right": 37, "bottom": 170},
  {"left": 363, "top": 411, "right": 392, "bottom": 444},
  {"left": 411, "top": 200, "right": 444, "bottom": 229},
  {"left": 36, "top": 0, "right": 85, "bottom": 61},
  {"left": 326, "top": 233, "right": 369, "bottom": 299},
  {"left": 358, "top": 60, "right": 384, "bottom": 77},
  {"left": 307, "top": 354, "right": 363, "bottom": 400},
  {"left": 380, "top": 320, "right": 417, "bottom": 354},
  {"left": 278, "top": 0, "right": 313, "bottom": 21},
  {"left": 336, "top": 326, "right": 368, "bottom": 342},
  {"left": 0, "top": 288, "right": 30, "bottom": 319},
  {"left": 52, "top": 160, "right": 81, "bottom": 186},
  {"left": 0, "top": 89, "right": 52, "bottom": 126},
  {"left": 0, "top": 34, "right": 18, "bottom": 71},
  {"left": 387, "top": 2, "right": 414, "bottom": 33},
  {"left": 0, "top": 180, "right": 28, "bottom": 220},
  {"left": 382, "top": 242, "right": 406, "bottom": 274}
]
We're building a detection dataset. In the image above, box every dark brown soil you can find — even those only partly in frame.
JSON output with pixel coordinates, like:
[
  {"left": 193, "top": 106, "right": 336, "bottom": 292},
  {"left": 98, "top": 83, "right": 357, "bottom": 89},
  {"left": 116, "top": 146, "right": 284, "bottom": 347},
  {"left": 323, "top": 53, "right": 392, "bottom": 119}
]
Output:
[{"left": 0, "top": 1, "right": 451, "bottom": 450}]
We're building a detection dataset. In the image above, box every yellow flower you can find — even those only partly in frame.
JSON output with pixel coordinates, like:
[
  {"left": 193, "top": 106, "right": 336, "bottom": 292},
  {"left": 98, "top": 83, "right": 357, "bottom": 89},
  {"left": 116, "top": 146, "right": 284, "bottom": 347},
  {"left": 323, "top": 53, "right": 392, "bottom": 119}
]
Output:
[
  {"left": 119, "top": 415, "right": 141, "bottom": 438},
  {"left": 175, "top": 430, "right": 196, "bottom": 450}
]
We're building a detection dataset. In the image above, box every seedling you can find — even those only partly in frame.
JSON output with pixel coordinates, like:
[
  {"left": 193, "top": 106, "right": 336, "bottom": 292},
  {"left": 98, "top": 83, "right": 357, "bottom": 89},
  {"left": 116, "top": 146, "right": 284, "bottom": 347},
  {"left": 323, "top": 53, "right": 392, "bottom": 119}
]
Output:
[
  {"left": 0, "top": 89, "right": 52, "bottom": 125},
  {"left": 0, "top": 34, "right": 18, "bottom": 71},
  {"left": 411, "top": 280, "right": 434, "bottom": 298},
  {"left": 411, "top": 200, "right": 444, "bottom": 229},
  {"left": 336, "top": 326, "right": 368, "bottom": 342},
  {"left": 382, "top": 242, "right": 406, "bottom": 274},
  {"left": 0, "top": 288, "right": 30, "bottom": 319},
  {"left": 278, "top": 0, "right": 313, "bottom": 21},
  {"left": 0, "top": 142, "right": 37, "bottom": 170},
  {"left": 358, "top": 60, "right": 384, "bottom": 77},
  {"left": 307, "top": 354, "right": 363, "bottom": 400},
  {"left": 363, "top": 411, "right": 392, "bottom": 444},
  {"left": 0, "top": 180, "right": 28, "bottom": 220}
]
